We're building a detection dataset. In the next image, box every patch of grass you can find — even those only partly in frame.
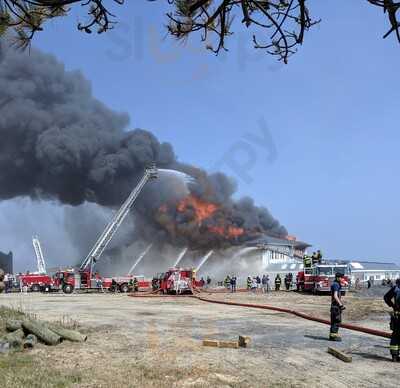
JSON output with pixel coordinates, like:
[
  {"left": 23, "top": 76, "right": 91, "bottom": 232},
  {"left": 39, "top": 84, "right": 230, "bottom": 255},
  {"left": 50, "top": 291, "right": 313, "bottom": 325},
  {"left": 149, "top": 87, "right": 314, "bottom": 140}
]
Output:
[
  {"left": 0, "top": 306, "right": 27, "bottom": 336},
  {"left": 0, "top": 306, "right": 86, "bottom": 387},
  {"left": 53, "top": 315, "right": 81, "bottom": 331},
  {"left": 0, "top": 306, "right": 26, "bottom": 320},
  {"left": 0, "top": 353, "right": 82, "bottom": 388}
]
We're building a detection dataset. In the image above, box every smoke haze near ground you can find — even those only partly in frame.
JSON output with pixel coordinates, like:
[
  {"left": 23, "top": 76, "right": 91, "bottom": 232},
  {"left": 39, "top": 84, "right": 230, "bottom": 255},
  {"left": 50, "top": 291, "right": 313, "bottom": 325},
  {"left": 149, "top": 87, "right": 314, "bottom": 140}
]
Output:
[{"left": 0, "top": 43, "right": 287, "bottom": 270}]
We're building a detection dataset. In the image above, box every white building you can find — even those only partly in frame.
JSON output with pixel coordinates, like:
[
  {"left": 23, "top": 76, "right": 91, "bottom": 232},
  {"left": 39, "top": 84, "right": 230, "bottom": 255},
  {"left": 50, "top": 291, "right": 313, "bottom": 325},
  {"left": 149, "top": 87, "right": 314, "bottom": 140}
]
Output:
[{"left": 349, "top": 261, "right": 400, "bottom": 283}]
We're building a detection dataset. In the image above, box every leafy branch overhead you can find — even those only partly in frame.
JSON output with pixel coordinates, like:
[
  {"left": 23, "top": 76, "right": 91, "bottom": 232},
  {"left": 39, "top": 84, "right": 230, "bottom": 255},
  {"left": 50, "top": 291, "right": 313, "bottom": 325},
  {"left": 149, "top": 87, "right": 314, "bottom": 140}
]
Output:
[{"left": 0, "top": 0, "right": 400, "bottom": 61}]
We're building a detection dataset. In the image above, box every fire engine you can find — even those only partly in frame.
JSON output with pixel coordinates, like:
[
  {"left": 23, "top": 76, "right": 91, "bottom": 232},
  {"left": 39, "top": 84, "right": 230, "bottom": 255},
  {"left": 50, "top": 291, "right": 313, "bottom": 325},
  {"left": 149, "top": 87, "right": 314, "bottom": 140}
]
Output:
[
  {"left": 296, "top": 262, "right": 350, "bottom": 294},
  {"left": 53, "top": 165, "right": 158, "bottom": 294},
  {"left": 155, "top": 267, "right": 202, "bottom": 295},
  {"left": 53, "top": 271, "right": 151, "bottom": 294},
  {"left": 18, "top": 236, "right": 53, "bottom": 292},
  {"left": 18, "top": 273, "right": 54, "bottom": 292}
]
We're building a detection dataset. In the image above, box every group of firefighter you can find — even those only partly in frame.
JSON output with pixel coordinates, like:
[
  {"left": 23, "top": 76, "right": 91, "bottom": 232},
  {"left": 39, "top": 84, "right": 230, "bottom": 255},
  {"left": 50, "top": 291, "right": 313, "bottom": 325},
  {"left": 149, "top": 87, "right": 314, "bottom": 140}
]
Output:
[
  {"left": 242, "top": 274, "right": 294, "bottom": 292},
  {"left": 222, "top": 274, "right": 298, "bottom": 293},
  {"left": 222, "top": 249, "right": 324, "bottom": 293},
  {"left": 223, "top": 275, "right": 238, "bottom": 292},
  {"left": 303, "top": 249, "right": 323, "bottom": 268}
]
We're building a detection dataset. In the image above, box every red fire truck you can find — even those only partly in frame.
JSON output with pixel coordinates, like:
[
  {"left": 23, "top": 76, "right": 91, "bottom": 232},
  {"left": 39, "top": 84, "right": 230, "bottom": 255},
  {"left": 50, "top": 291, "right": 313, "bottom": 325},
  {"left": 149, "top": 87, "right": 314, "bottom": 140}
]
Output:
[
  {"left": 18, "top": 273, "right": 54, "bottom": 292},
  {"left": 155, "top": 267, "right": 202, "bottom": 295},
  {"left": 53, "top": 270, "right": 150, "bottom": 294},
  {"left": 296, "top": 263, "right": 350, "bottom": 294},
  {"left": 18, "top": 237, "right": 53, "bottom": 292}
]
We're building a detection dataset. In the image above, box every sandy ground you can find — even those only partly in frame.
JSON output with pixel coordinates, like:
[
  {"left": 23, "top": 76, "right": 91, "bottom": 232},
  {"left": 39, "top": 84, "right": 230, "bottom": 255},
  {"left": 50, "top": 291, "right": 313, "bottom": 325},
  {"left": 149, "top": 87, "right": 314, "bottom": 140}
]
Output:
[{"left": 0, "top": 290, "right": 399, "bottom": 387}]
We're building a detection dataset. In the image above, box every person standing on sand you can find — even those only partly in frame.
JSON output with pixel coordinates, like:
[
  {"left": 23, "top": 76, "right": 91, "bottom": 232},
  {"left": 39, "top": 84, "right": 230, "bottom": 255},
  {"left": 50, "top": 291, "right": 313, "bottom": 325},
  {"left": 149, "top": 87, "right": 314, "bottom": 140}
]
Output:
[
  {"left": 262, "top": 275, "right": 268, "bottom": 293},
  {"left": 329, "top": 273, "right": 346, "bottom": 341},
  {"left": 384, "top": 278, "right": 400, "bottom": 362},
  {"left": 274, "top": 274, "right": 282, "bottom": 291}
]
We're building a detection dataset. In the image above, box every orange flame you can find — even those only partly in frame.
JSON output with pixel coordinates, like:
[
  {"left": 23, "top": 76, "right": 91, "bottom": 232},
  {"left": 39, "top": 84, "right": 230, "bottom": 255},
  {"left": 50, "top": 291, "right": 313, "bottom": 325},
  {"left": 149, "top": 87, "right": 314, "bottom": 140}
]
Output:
[
  {"left": 227, "top": 226, "right": 245, "bottom": 238},
  {"left": 209, "top": 225, "right": 244, "bottom": 238},
  {"left": 159, "top": 195, "right": 246, "bottom": 240},
  {"left": 177, "top": 195, "right": 218, "bottom": 223}
]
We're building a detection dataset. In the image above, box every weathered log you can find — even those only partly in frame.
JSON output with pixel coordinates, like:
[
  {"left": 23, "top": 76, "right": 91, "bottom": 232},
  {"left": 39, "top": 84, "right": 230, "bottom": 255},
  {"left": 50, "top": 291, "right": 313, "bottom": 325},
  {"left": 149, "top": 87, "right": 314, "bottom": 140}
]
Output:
[
  {"left": 48, "top": 325, "right": 87, "bottom": 342},
  {"left": 6, "top": 320, "right": 23, "bottom": 332},
  {"left": 327, "top": 347, "right": 352, "bottom": 363},
  {"left": 218, "top": 340, "right": 239, "bottom": 349},
  {"left": 3, "top": 328, "right": 24, "bottom": 348},
  {"left": 203, "top": 339, "right": 219, "bottom": 347},
  {"left": 23, "top": 334, "right": 38, "bottom": 349},
  {"left": 22, "top": 320, "right": 61, "bottom": 346}
]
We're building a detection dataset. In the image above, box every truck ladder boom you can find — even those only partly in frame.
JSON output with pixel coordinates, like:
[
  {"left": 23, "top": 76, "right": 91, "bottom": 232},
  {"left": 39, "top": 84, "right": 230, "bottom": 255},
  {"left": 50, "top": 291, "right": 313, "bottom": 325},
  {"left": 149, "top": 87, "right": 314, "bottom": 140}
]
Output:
[
  {"left": 32, "top": 236, "right": 47, "bottom": 274},
  {"left": 80, "top": 166, "right": 158, "bottom": 271}
]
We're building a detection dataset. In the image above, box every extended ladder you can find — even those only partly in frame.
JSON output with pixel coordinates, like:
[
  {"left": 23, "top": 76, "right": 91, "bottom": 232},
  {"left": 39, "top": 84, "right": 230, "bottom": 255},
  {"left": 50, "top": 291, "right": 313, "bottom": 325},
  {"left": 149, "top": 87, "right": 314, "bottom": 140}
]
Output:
[
  {"left": 32, "top": 236, "right": 47, "bottom": 274},
  {"left": 80, "top": 165, "right": 158, "bottom": 271}
]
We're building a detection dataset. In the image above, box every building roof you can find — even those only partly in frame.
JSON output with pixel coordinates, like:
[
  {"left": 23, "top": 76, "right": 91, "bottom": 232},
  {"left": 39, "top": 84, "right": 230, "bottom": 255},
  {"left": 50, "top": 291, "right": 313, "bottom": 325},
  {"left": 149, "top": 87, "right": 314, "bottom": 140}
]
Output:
[
  {"left": 246, "top": 235, "right": 311, "bottom": 250},
  {"left": 349, "top": 261, "right": 400, "bottom": 271}
]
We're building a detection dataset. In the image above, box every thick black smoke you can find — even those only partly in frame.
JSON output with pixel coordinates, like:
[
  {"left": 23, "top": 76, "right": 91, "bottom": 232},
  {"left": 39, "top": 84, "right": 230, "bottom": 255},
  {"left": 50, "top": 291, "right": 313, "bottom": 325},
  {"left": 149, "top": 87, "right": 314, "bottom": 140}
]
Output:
[{"left": 0, "top": 44, "right": 287, "bottom": 249}]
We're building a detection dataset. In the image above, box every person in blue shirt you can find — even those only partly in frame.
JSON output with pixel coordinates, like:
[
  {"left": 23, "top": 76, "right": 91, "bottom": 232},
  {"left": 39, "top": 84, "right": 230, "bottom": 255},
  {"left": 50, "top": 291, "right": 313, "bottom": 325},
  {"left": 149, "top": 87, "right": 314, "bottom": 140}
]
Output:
[
  {"left": 384, "top": 278, "right": 400, "bottom": 362},
  {"left": 329, "top": 273, "right": 345, "bottom": 341},
  {"left": 230, "top": 276, "right": 237, "bottom": 293}
]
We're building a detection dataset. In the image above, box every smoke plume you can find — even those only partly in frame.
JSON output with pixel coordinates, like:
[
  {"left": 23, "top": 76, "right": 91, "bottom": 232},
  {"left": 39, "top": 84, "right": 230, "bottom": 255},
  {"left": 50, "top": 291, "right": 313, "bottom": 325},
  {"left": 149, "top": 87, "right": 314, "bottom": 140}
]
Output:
[{"left": 0, "top": 44, "right": 287, "bottom": 251}]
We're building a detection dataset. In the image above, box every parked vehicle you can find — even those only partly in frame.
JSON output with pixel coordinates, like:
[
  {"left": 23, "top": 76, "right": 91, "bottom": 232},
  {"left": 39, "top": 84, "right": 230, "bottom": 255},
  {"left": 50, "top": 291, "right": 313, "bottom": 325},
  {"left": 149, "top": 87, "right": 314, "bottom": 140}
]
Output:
[
  {"left": 297, "top": 263, "right": 349, "bottom": 294},
  {"left": 157, "top": 268, "right": 203, "bottom": 295}
]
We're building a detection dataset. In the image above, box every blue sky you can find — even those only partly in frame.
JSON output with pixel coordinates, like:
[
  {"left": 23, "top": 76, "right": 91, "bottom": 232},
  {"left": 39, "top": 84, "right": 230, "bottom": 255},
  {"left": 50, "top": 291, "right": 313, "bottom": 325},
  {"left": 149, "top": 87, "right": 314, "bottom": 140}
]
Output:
[{"left": 1, "top": 0, "right": 399, "bottom": 266}]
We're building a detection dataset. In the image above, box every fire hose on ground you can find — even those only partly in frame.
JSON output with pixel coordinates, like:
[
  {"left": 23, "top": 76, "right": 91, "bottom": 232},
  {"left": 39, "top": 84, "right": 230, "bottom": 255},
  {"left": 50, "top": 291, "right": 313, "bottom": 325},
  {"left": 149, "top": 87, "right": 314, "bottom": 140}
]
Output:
[
  {"left": 193, "top": 293, "right": 391, "bottom": 339},
  {"left": 129, "top": 289, "right": 392, "bottom": 339}
]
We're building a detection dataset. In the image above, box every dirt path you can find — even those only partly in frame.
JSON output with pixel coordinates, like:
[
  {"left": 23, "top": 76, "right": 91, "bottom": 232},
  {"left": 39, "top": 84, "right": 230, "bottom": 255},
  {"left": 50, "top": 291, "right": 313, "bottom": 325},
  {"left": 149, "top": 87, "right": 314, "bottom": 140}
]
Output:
[{"left": 0, "top": 291, "right": 398, "bottom": 387}]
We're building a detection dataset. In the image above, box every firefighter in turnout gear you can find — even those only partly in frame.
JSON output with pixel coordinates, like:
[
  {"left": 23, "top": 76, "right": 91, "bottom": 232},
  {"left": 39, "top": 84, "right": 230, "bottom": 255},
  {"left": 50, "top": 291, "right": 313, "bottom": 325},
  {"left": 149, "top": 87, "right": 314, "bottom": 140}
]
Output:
[
  {"left": 303, "top": 254, "right": 312, "bottom": 268},
  {"left": 275, "top": 274, "right": 282, "bottom": 291},
  {"left": 384, "top": 278, "right": 400, "bottom": 362},
  {"left": 247, "top": 276, "right": 252, "bottom": 290},
  {"left": 133, "top": 277, "right": 139, "bottom": 292},
  {"left": 111, "top": 279, "right": 118, "bottom": 293},
  {"left": 224, "top": 276, "right": 231, "bottom": 290},
  {"left": 311, "top": 252, "right": 319, "bottom": 265},
  {"left": 151, "top": 277, "right": 158, "bottom": 291},
  {"left": 329, "top": 273, "right": 345, "bottom": 341}
]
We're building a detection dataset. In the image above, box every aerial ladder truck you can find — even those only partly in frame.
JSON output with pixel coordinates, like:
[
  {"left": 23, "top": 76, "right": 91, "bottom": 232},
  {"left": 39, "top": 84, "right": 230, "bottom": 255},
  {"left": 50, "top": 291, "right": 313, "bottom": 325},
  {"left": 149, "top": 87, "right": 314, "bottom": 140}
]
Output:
[
  {"left": 18, "top": 236, "right": 54, "bottom": 292},
  {"left": 54, "top": 165, "right": 158, "bottom": 294}
]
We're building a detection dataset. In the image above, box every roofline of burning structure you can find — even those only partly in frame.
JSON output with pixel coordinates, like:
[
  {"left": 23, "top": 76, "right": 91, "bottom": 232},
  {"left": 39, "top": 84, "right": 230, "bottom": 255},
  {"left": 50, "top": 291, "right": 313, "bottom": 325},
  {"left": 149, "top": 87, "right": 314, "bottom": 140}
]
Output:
[{"left": 245, "top": 235, "right": 312, "bottom": 250}]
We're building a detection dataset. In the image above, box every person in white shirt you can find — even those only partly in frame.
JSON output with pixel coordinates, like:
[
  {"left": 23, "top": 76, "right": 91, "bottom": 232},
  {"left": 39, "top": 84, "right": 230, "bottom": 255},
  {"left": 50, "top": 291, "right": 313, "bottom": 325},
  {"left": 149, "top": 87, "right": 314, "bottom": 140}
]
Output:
[{"left": 3, "top": 273, "right": 9, "bottom": 293}]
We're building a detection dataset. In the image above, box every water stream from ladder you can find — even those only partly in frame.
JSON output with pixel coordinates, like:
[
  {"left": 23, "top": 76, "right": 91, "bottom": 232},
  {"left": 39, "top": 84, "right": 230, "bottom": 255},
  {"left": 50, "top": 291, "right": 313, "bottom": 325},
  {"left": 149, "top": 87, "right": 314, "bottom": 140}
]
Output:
[
  {"left": 231, "top": 246, "right": 259, "bottom": 263},
  {"left": 173, "top": 247, "right": 188, "bottom": 267},
  {"left": 196, "top": 250, "right": 214, "bottom": 272},
  {"left": 128, "top": 243, "right": 153, "bottom": 275}
]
